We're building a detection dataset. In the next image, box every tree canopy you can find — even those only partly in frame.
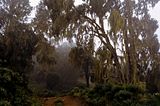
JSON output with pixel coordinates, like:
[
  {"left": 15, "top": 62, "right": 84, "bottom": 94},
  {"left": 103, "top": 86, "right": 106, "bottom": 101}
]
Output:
[{"left": 34, "top": 0, "right": 160, "bottom": 86}]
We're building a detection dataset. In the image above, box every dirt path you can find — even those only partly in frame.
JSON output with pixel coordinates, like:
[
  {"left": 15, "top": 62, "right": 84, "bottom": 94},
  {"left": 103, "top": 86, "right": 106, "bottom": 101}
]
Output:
[{"left": 42, "top": 96, "right": 86, "bottom": 106}]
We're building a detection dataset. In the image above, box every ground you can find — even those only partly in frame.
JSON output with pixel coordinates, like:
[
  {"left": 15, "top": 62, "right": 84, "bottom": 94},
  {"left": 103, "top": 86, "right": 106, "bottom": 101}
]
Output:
[{"left": 42, "top": 96, "right": 86, "bottom": 106}]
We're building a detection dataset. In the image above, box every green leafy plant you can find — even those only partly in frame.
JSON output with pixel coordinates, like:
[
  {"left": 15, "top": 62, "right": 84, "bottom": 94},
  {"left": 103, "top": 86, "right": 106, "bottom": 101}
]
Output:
[
  {"left": 54, "top": 97, "right": 64, "bottom": 106},
  {"left": 0, "top": 68, "right": 32, "bottom": 106},
  {"left": 69, "top": 83, "right": 148, "bottom": 106}
]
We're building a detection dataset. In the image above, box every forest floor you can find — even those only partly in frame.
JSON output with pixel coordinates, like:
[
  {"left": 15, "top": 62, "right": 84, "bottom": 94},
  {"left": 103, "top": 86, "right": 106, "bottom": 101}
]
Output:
[{"left": 42, "top": 96, "right": 86, "bottom": 106}]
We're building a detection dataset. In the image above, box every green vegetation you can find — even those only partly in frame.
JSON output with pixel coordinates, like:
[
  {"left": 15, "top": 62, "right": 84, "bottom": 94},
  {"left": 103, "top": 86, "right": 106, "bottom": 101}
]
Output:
[
  {"left": 0, "top": 68, "right": 33, "bottom": 105},
  {"left": 1, "top": 0, "right": 160, "bottom": 105},
  {"left": 54, "top": 97, "right": 64, "bottom": 106},
  {"left": 69, "top": 84, "right": 160, "bottom": 106}
]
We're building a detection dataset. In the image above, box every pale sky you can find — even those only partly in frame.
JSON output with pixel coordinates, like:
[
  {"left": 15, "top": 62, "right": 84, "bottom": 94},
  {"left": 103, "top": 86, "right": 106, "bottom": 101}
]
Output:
[
  {"left": 149, "top": 1, "right": 160, "bottom": 40},
  {"left": 29, "top": 0, "right": 160, "bottom": 40}
]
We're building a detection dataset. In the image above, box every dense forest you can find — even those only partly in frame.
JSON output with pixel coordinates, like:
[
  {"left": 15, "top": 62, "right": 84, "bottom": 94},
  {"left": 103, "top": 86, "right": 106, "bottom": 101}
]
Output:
[{"left": 1, "top": 0, "right": 160, "bottom": 106}]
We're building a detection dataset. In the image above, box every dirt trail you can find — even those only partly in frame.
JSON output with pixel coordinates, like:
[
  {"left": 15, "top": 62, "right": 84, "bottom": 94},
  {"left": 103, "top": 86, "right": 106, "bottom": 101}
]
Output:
[{"left": 42, "top": 96, "right": 86, "bottom": 106}]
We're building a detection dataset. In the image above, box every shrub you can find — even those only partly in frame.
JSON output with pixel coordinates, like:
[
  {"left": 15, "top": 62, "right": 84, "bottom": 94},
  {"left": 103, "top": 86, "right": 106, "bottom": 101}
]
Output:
[
  {"left": 0, "top": 100, "right": 11, "bottom": 106},
  {"left": 114, "top": 90, "right": 132, "bottom": 100},
  {"left": 0, "top": 67, "right": 32, "bottom": 105},
  {"left": 68, "top": 83, "right": 160, "bottom": 106},
  {"left": 125, "top": 84, "right": 143, "bottom": 95},
  {"left": 54, "top": 97, "right": 64, "bottom": 106}
]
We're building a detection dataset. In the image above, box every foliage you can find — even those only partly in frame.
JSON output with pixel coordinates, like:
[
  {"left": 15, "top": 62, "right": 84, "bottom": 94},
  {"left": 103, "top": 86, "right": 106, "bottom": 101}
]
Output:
[
  {"left": 54, "top": 97, "right": 64, "bottom": 106},
  {"left": 0, "top": 67, "right": 32, "bottom": 105},
  {"left": 34, "top": 0, "right": 160, "bottom": 92},
  {"left": 29, "top": 43, "right": 82, "bottom": 97},
  {"left": 0, "top": 68, "right": 41, "bottom": 105},
  {"left": 0, "top": 0, "right": 43, "bottom": 105},
  {"left": 30, "top": 97, "right": 42, "bottom": 106},
  {"left": 69, "top": 83, "right": 154, "bottom": 106},
  {"left": 0, "top": 0, "right": 160, "bottom": 105}
]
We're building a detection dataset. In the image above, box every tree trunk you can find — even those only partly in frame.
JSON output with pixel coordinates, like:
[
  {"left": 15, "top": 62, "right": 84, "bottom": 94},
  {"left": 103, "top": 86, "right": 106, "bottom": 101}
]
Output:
[{"left": 83, "top": 57, "right": 90, "bottom": 87}]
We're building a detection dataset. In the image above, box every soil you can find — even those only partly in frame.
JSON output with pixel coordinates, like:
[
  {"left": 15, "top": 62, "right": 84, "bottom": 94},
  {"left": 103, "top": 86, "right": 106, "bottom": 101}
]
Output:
[{"left": 42, "top": 96, "right": 86, "bottom": 106}]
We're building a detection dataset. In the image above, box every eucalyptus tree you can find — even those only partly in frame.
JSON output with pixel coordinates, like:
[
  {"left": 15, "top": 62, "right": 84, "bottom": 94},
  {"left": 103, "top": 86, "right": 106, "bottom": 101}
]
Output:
[
  {"left": 0, "top": 0, "right": 32, "bottom": 33},
  {"left": 120, "top": 0, "right": 160, "bottom": 84},
  {"left": 33, "top": 0, "right": 74, "bottom": 41},
  {"left": 32, "top": 1, "right": 57, "bottom": 75},
  {"left": 0, "top": 0, "right": 39, "bottom": 105},
  {"left": 35, "top": 0, "right": 125, "bottom": 84},
  {"left": 70, "top": 0, "right": 160, "bottom": 84},
  {"left": 34, "top": 0, "right": 160, "bottom": 85},
  {"left": 69, "top": 46, "right": 93, "bottom": 87},
  {"left": 0, "top": 0, "right": 34, "bottom": 69},
  {"left": 33, "top": 0, "right": 94, "bottom": 87}
]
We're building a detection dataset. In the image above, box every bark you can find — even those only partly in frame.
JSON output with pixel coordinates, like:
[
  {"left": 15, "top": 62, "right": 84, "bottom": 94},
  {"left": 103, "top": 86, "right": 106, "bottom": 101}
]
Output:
[
  {"left": 83, "top": 57, "right": 90, "bottom": 87},
  {"left": 125, "top": 0, "right": 138, "bottom": 84}
]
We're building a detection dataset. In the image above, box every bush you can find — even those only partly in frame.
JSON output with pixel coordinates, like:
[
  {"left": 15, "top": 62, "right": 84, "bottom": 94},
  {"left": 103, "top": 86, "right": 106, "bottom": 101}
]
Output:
[
  {"left": 143, "top": 94, "right": 160, "bottom": 106},
  {"left": 54, "top": 97, "right": 64, "bottom": 106},
  {"left": 68, "top": 84, "right": 160, "bottom": 106},
  {"left": 125, "top": 84, "right": 143, "bottom": 95},
  {"left": 0, "top": 67, "right": 32, "bottom": 105},
  {"left": 0, "top": 100, "right": 11, "bottom": 106},
  {"left": 30, "top": 97, "right": 42, "bottom": 106},
  {"left": 69, "top": 83, "right": 146, "bottom": 106},
  {"left": 114, "top": 90, "right": 132, "bottom": 100}
]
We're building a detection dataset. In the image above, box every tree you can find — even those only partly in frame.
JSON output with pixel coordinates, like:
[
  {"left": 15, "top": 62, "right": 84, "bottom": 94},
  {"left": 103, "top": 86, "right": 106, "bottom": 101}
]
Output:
[
  {"left": 0, "top": 0, "right": 32, "bottom": 33},
  {"left": 68, "top": 0, "right": 160, "bottom": 85},
  {"left": 120, "top": 0, "right": 160, "bottom": 84},
  {"left": 0, "top": 0, "right": 39, "bottom": 105},
  {"left": 54, "top": 43, "right": 81, "bottom": 90},
  {"left": 69, "top": 46, "right": 93, "bottom": 87},
  {"left": 0, "top": 0, "right": 34, "bottom": 69},
  {"left": 33, "top": 0, "right": 74, "bottom": 41},
  {"left": 34, "top": 0, "right": 160, "bottom": 87}
]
